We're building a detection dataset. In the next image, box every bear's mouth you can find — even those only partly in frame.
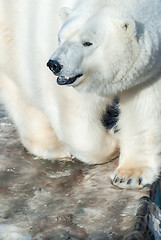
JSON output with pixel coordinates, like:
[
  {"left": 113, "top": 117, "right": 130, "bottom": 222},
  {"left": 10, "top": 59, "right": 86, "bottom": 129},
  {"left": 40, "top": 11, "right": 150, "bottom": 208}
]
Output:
[{"left": 57, "top": 74, "right": 83, "bottom": 85}]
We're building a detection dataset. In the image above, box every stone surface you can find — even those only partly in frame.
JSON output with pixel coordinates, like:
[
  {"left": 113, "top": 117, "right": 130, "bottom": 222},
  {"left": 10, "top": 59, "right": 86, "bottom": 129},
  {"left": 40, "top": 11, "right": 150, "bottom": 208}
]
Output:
[{"left": 0, "top": 106, "right": 160, "bottom": 240}]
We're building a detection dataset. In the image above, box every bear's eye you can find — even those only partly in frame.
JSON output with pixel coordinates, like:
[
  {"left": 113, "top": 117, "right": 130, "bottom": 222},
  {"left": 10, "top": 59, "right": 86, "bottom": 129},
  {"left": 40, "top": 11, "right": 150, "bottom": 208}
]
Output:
[{"left": 82, "top": 42, "right": 93, "bottom": 47}]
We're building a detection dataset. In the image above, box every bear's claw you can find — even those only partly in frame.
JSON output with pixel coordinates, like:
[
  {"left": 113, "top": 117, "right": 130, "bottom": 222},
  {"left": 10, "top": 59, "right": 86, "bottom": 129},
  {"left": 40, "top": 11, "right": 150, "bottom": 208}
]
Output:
[
  {"left": 112, "top": 165, "right": 158, "bottom": 189},
  {"left": 120, "top": 178, "right": 125, "bottom": 183},
  {"left": 138, "top": 177, "right": 143, "bottom": 185},
  {"left": 113, "top": 174, "right": 143, "bottom": 189}
]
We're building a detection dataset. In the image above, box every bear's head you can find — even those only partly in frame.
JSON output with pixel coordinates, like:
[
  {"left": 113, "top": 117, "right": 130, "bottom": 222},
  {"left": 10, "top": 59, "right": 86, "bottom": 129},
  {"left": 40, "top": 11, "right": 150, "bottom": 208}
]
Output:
[{"left": 47, "top": 1, "right": 161, "bottom": 96}]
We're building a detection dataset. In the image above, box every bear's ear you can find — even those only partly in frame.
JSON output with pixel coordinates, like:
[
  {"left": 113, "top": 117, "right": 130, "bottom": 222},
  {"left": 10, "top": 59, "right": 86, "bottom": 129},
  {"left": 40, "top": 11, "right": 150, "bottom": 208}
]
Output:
[
  {"left": 59, "top": 7, "right": 72, "bottom": 22},
  {"left": 121, "top": 18, "right": 137, "bottom": 36}
]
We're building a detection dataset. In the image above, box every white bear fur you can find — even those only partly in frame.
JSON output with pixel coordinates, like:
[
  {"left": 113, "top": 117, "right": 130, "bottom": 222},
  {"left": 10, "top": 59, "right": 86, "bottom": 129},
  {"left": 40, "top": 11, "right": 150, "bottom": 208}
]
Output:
[
  {"left": 1, "top": 0, "right": 161, "bottom": 189},
  {"left": 49, "top": 0, "right": 161, "bottom": 188},
  {"left": 0, "top": 0, "right": 118, "bottom": 164}
]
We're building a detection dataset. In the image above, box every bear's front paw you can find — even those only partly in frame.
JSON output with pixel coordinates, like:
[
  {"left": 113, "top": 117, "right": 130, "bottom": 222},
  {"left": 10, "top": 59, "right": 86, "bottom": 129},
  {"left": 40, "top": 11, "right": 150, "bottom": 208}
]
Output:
[{"left": 112, "top": 165, "right": 158, "bottom": 189}]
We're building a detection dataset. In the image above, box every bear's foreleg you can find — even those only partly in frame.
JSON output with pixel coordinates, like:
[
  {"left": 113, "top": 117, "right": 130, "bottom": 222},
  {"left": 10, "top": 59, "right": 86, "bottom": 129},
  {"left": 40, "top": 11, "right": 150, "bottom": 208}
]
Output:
[{"left": 112, "top": 82, "right": 161, "bottom": 189}]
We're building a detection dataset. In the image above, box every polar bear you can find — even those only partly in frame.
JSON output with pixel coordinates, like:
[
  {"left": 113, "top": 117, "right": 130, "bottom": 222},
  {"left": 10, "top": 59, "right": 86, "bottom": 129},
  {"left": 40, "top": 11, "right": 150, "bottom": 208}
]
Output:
[
  {"left": 48, "top": 0, "right": 161, "bottom": 188},
  {"left": 0, "top": 1, "right": 118, "bottom": 165}
]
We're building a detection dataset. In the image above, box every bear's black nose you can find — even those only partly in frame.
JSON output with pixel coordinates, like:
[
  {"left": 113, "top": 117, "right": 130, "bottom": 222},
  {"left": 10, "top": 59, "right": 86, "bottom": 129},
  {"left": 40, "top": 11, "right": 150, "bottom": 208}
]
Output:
[{"left": 47, "top": 60, "right": 63, "bottom": 74}]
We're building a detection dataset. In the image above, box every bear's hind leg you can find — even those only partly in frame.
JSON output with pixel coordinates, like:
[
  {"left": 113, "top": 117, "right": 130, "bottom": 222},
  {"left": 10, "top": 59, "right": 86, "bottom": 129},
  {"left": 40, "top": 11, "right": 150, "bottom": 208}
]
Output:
[{"left": 0, "top": 73, "right": 71, "bottom": 160}]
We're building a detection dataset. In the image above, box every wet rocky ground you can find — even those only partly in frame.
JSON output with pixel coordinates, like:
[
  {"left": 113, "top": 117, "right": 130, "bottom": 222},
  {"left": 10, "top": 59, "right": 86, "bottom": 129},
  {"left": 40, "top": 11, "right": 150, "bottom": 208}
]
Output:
[{"left": 0, "top": 105, "right": 160, "bottom": 240}]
